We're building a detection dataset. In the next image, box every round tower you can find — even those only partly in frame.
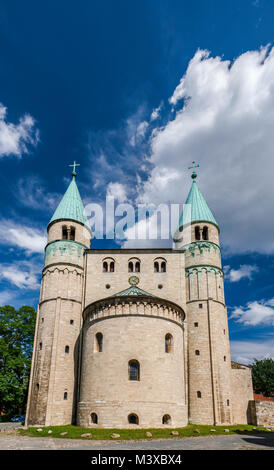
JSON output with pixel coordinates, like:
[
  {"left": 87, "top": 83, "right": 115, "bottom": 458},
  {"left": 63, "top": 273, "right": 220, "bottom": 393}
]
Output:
[
  {"left": 26, "top": 163, "right": 91, "bottom": 426},
  {"left": 174, "top": 163, "right": 233, "bottom": 425}
]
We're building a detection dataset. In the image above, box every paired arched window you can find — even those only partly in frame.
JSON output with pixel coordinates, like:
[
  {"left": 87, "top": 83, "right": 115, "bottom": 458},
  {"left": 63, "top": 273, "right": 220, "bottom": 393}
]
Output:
[
  {"left": 102, "top": 258, "right": 115, "bottom": 272},
  {"left": 128, "top": 360, "right": 140, "bottom": 381},
  {"left": 95, "top": 333, "right": 103, "bottom": 352},
  {"left": 62, "top": 225, "right": 75, "bottom": 240},
  {"left": 128, "top": 258, "right": 141, "bottom": 273},
  {"left": 195, "top": 225, "right": 209, "bottom": 241},
  {"left": 154, "top": 258, "right": 167, "bottom": 273},
  {"left": 128, "top": 413, "right": 139, "bottom": 425},
  {"left": 165, "top": 333, "right": 173, "bottom": 353}
]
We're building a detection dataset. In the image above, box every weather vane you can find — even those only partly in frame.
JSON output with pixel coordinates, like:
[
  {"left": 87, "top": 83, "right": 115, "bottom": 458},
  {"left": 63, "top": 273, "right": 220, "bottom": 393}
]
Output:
[
  {"left": 188, "top": 161, "right": 199, "bottom": 180},
  {"left": 69, "top": 160, "right": 80, "bottom": 177}
]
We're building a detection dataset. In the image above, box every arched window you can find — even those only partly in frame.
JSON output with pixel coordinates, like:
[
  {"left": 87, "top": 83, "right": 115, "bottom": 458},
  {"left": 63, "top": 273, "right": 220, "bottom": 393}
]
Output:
[
  {"left": 95, "top": 333, "right": 103, "bottom": 352},
  {"left": 64, "top": 392, "right": 68, "bottom": 400},
  {"left": 195, "top": 350, "right": 200, "bottom": 356},
  {"left": 128, "top": 413, "right": 139, "bottom": 425},
  {"left": 162, "top": 414, "right": 171, "bottom": 425},
  {"left": 202, "top": 226, "right": 208, "bottom": 240},
  {"left": 62, "top": 226, "right": 68, "bottom": 240},
  {"left": 128, "top": 360, "right": 140, "bottom": 381},
  {"left": 128, "top": 258, "right": 141, "bottom": 273},
  {"left": 109, "top": 261, "right": 115, "bottom": 272},
  {"left": 91, "top": 413, "right": 98, "bottom": 424},
  {"left": 165, "top": 334, "right": 173, "bottom": 353},
  {"left": 65, "top": 345, "right": 69, "bottom": 354},
  {"left": 161, "top": 261, "right": 166, "bottom": 273},
  {"left": 195, "top": 226, "right": 200, "bottom": 240},
  {"left": 197, "top": 391, "right": 202, "bottom": 398},
  {"left": 70, "top": 227, "right": 75, "bottom": 240},
  {"left": 154, "top": 261, "right": 159, "bottom": 273},
  {"left": 103, "top": 258, "right": 115, "bottom": 273}
]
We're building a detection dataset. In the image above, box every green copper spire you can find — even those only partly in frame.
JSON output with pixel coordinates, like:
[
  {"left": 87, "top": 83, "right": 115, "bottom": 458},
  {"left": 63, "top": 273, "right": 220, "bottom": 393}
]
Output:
[
  {"left": 49, "top": 162, "right": 88, "bottom": 225},
  {"left": 178, "top": 162, "right": 218, "bottom": 228}
]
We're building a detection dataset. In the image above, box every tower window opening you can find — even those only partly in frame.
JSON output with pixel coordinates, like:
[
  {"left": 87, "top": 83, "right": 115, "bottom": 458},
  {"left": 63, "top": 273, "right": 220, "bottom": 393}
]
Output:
[
  {"left": 199, "top": 303, "right": 203, "bottom": 308},
  {"left": 91, "top": 413, "right": 98, "bottom": 424},
  {"left": 223, "top": 329, "right": 226, "bottom": 335},
  {"left": 165, "top": 334, "right": 173, "bottom": 353},
  {"left": 227, "top": 399, "right": 230, "bottom": 406},
  {"left": 39, "top": 342, "right": 42, "bottom": 350},
  {"left": 128, "top": 261, "right": 134, "bottom": 273},
  {"left": 202, "top": 226, "right": 209, "bottom": 240},
  {"left": 194, "top": 322, "right": 199, "bottom": 327},
  {"left": 197, "top": 391, "right": 202, "bottom": 398},
  {"left": 195, "top": 226, "right": 200, "bottom": 240},
  {"left": 195, "top": 349, "right": 200, "bottom": 355},
  {"left": 135, "top": 261, "right": 140, "bottom": 272},
  {"left": 41, "top": 318, "right": 44, "bottom": 323},
  {"left": 103, "top": 261, "right": 108, "bottom": 272},
  {"left": 162, "top": 414, "right": 171, "bottom": 425},
  {"left": 224, "top": 356, "right": 226, "bottom": 362},
  {"left": 128, "top": 413, "right": 139, "bottom": 425},
  {"left": 70, "top": 227, "right": 75, "bottom": 240},
  {"left": 154, "top": 262, "right": 159, "bottom": 273},
  {"left": 62, "top": 226, "right": 68, "bottom": 240},
  {"left": 129, "top": 360, "right": 140, "bottom": 381},
  {"left": 95, "top": 333, "right": 103, "bottom": 352},
  {"left": 109, "top": 261, "right": 115, "bottom": 272},
  {"left": 36, "top": 383, "right": 39, "bottom": 392},
  {"left": 161, "top": 261, "right": 166, "bottom": 273},
  {"left": 64, "top": 392, "right": 68, "bottom": 400},
  {"left": 65, "top": 345, "right": 69, "bottom": 353},
  {"left": 70, "top": 319, "right": 74, "bottom": 325}
]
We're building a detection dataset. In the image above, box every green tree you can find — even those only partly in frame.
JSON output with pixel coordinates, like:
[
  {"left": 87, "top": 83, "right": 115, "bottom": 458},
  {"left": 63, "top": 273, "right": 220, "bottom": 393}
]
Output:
[
  {"left": 0, "top": 305, "right": 36, "bottom": 418},
  {"left": 251, "top": 358, "right": 274, "bottom": 397}
]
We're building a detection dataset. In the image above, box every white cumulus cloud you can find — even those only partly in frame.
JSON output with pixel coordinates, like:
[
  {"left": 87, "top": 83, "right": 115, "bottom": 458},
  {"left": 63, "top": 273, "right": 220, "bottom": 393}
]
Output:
[
  {"left": 0, "top": 103, "right": 39, "bottom": 157},
  {"left": 224, "top": 264, "right": 258, "bottom": 282},
  {"left": 138, "top": 45, "right": 274, "bottom": 254},
  {"left": 0, "top": 220, "right": 46, "bottom": 253},
  {"left": 230, "top": 298, "right": 274, "bottom": 326}
]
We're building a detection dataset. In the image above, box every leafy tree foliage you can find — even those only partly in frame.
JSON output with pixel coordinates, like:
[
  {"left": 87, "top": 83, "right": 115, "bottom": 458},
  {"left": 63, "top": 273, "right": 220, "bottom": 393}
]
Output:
[
  {"left": 251, "top": 358, "right": 274, "bottom": 397},
  {"left": 0, "top": 305, "right": 36, "bottom": 417}
]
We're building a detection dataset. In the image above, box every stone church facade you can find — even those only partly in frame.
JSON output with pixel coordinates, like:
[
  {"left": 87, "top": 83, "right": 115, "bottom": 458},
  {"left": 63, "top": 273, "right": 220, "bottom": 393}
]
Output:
[{"left": 26, "top": 165, "right": 253, "bottom": 428}]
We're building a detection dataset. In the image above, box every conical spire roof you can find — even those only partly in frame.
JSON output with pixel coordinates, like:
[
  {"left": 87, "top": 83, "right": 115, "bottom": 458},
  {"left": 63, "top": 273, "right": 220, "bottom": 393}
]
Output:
[
  {"left": 49, "top": 174, "right": 88, "bottom": 226},
  {"left": 178, "top": 162, "right": 218, "bottom": 228}
]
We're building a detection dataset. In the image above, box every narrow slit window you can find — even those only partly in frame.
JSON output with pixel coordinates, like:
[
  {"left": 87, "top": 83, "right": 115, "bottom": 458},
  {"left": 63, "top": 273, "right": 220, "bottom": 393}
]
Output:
[
  {"left": 109, "top": 261, "right": 115, "bottom": 272},
  {"left": 64, "top": 392, "right": 68, "bottom": 400},
  {"left": 135, "top": 261, "right": 140, "bottom": 272},
  {"left": 202, "top": 226, "right": 209, "bottom": 240},
  {"left": 62, "top": 226, "right": 68, "bottom": 240},
  {"left": 95, "top": 333, "right": 103, "bottom": 352},
  {"left": 154, "top": 262, "right": 159, "bottom": 273},
  {"left": 195, "top": 226, "right": 200, "bottom": 240},
  {"left": 103, "top": 261, "right": 108, "bottom": 272},
  {"left": 161, "top": 261, "right": 166, "bottom": 273},
  {"left": 128, "top": 262, "right": 134, "bottom": 273},
  {"left": 165, "top": 334, "right": 173, "bottom": 353},
  {"left": 70, "top": 227, "right": 75, "bottom": 240},
  {"left": 197, "top": 391, "right": 202, "bottom": 398},
  {"left": 65, "top": 345, "right": 69, "bottom": 353}
]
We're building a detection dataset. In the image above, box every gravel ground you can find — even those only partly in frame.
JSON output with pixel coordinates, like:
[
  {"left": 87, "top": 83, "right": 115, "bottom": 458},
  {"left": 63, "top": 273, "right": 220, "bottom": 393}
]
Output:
[{"left": 0, "top": 431, "right": 273, "bottom": 450}]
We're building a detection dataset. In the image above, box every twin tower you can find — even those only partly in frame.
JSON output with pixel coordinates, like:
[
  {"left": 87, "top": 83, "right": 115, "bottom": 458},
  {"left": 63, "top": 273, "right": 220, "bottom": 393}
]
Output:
[{"left": 26, "top": 164, "right": 253, "bottom": 428}]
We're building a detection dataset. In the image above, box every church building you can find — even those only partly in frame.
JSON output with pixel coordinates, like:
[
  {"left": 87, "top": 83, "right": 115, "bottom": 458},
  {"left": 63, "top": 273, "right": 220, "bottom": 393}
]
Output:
[{"left": 26, "top": 163, "right": 253, "bottom": 428}]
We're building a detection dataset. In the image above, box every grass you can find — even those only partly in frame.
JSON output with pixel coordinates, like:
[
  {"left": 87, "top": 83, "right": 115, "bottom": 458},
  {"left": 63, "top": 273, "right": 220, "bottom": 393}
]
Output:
[{"left": 19, "top": 424, "right": 274, "bottom": 441}]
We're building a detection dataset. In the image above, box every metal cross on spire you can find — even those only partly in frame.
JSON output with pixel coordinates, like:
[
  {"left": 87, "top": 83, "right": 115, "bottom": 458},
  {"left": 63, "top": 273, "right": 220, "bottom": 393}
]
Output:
[
  {"left": 188, "top": 161, "right": 199, "bottom": 180},
  {"left": 69, "top": 160, "right": 80, "bottom": 177}
]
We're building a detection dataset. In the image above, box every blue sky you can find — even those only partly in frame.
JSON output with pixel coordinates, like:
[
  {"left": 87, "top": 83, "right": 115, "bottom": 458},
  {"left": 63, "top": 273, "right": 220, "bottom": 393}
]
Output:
[{"left": 0, "top": 0, "right": 274, "bottom": 363}]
